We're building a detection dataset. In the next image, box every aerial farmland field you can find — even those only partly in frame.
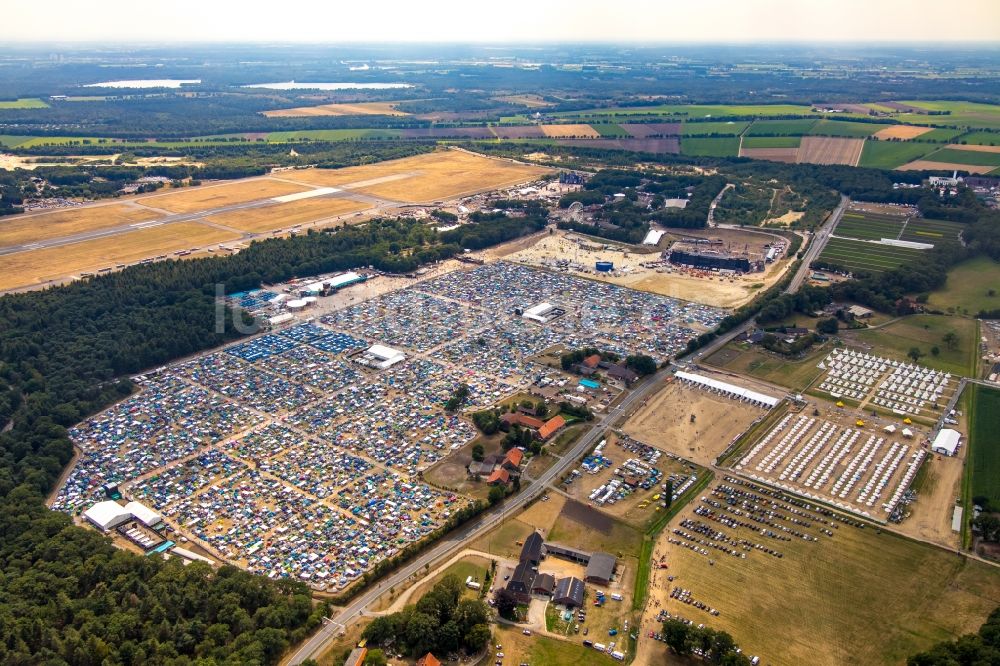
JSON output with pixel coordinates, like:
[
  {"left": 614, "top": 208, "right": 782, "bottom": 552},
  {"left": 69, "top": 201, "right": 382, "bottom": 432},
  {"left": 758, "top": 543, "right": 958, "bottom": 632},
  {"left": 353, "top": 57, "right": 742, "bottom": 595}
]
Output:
[
  {"left": 261, "top": 102, "right": 407, "bottom": 117},
  {"left": 810, "top": 119, "right": 886, "bottom": 138},
  {"left": 746, "top": 119, "right": 817, "bottom": 135},
  {"left": 680, "top": 136, "right": 741, "bottom": 157},
  {"left": 539, "top": 124, "right": 600, "bottom": 138},
  {"left": 741, "top": 136, "right": 801, "bottom": 148},
  {"left": 920, "top": 147, "right": 1000, "bottom": 168},
  {"left": 0, "top": 98, "right": 49, "bottom": 109},
  {"left": 818, "top": 237, "right": 924, "bottom": 273},
  {"left": 956, "top": 131, "right": 1000, "bottom": 146},
  {"left": 834, "top": 210, "right": 907, "bottom": 241},
  {"left": 797, "top": 136, "right": 865, "bottom": 165},
  {"left": 682, "top": 121, "right": 750, "bottom": 136},
  {"left": 871, "top": 125, "right": 936, "bottom": 141},
  {"left": 900, "top": 217, "right": 965, "bottom": 248}
]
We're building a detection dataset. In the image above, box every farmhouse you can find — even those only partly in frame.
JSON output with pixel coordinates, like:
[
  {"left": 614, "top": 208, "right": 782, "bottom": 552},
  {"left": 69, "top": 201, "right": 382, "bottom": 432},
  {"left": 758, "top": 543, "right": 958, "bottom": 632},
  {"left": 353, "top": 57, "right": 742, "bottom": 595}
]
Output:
[
  {"left": 538, "top": 415, "right": 567, "bottom": 440},
  {"left": 553, "top": 576, "right": 586, "bottom": 608},
  {"left": 520, "top": 531, "right": 544, "bottom": 566},
  {"left": 932, "top": 428, "right": 962, "bottom": 456},
  {"left": 532, "top": 573, "right": 556, "bottom": 596},
  {"left": 585, "top": 552, "right": 617, "bottom": 586},
  {"left": 847, "top": 305, "right": 874, "bottom": 319},
  {"left": 507, "top": 561, "right": 537, "bottom": 598}
]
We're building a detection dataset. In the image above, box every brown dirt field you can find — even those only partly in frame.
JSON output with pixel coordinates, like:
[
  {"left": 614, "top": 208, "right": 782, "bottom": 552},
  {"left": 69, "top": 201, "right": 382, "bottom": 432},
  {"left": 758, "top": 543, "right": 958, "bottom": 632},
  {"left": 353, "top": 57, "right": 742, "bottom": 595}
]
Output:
[
  {"left": 0, "top": 221, "right": 240, "bottom": 291},
  {"left": 261, "top": 101, "right": 406, "bottom": 117},
  {"left": 797, "top": 136, "right": 865, "bottom": 166},
  {"left": 203, "top": 196, "right": 371, "bottom": 233},
  {"left": 540, "top": 124, "right": 601, "bottom": 139},
  {"left": 519, "top": 494, "right": 567, "bottom": 534},
  {"left": 276, "top": 150, "right": 549, "bottom": 203},
  {"left": 0, "top": 203, "right": 160, "bottom": 247},
  {"left": 623, "top": 382, "right": 765, "bottom": 466},
  {"left": 872, "top": 125, "right": 935, "bottom": 140},
  {"left": 897, "top": 160, "right": 997, "bottom": 174},
  {"left": 621, "top": 123, "right": 682, "bottom": 138},
  {"left": 893, "top": 453, "right": 963, "bottom": 549},
  {"left": 740, "top": 147, "right": 799, "bottom": 163},
  {"left": 945, "top": 143, "right": 1000, "bottom": 154},
  {"left": 136, "top": 179, "right": 311, "bottom": 214}
]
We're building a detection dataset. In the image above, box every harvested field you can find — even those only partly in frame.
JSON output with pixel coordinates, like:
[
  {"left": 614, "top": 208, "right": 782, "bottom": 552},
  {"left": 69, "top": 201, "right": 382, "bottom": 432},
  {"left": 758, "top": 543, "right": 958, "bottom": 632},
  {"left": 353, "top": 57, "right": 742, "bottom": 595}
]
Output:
[
  {"left": 945, "top": 143, "right": 1000, "bottom": 154},
  {"left": 137, "top": 179, "right": 310, "bottom": 214},
  {"left": 620, "top": 122, "right": 682, "bottom": 138},
  {"left": 740, "top": 147, "right": 799, "bottom": 163},
  {"left": 797, "top": 136, "right": 865, "bottom": 166},
  {"left": 554, "top": 138, "right": 680, "bottom": 154},
  {"left": 493, "top": 94, "right": 552, "bottom": 108},
  {"left": 203, "top": 196, "right": 371, "bottom": 233},
  {"left": 624, "top": 380, "right": 766, "bottom": 467},
  {"left": 540, "top": 124, "right": 600, "bottom": 139},
  {"left": 872, "top": 125, "right": 935, "bottom": 141},
  {"left": 492, "top": 125, "right": 546, "bottom": 139},
  {"left": 897, "top": 160, "right": 997, "bottom": 175},
  {"left": 0, "top": 203, "right": 159, "bottom": 247},
  {"left": 397, "top": 126, "right": 495, "bottom": 139},
  {"left": 276, "top": 150, "right": 549, "bottom": 203},
  {"left": 261, "top": 102, "right": 407, "bottom": 117},
  {"left": 0, "top": 221, "right": 239, "bottom": 291}
]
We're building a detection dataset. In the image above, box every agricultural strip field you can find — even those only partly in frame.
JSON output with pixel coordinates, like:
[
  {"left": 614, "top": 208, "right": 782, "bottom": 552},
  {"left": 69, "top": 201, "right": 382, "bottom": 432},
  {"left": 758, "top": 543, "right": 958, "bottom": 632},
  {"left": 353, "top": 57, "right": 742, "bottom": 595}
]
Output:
[
  {"left": 539, "top": 124, "right": 600, "bottom": 138},
  {"left": 0, "top": 98, "right": 49, "bottom": 109},
  {"left": 397, "top": 127, "right": 495, "bottom": 139},
  {"left": 620, "top": 122, "right": 681, "bottom": 138},
  {"left": 809, "top": 120, "right": 887, "bottom": 138},
  {"left": 276, "top": 150, "right": 549, "bottom": 202},
  {"left": 913, "top": 128, "right": 966, "bottom": 143},
  {"left": 966, "top": 384, "right": 1000, "bottom": 510},
  {"left": 741, "top": 136, "right": 801, "bottom": 149},
  {"left": 203, "top": 196, "right": 372, "bottom": 233},
  {"left": 491, "top": 125, "right": 546, "bottom": 139},
  {"left": 136, "top": 179, "right": 312, "bottom": 214},
  {"left": 553, "top": 138, "right": 680, "bottom": 154},
  {"left": 944, "top": 143, "right": 1000, "bottom": 154},
  {"left": 797, "top": 137, "right": 865, "bottom": 166},
  {"left": 746, "top": 119, "right": 817, "bottom": 136},
  {"left": 681, "top": 137, "right": 740, "bottom": 157},
  {"left": 739, "top": 147, "right": 799, "bottom": 163},
  {"left": 0, "top": 221, "right": 240, "bottom": 291},
  {"left": 834, "top": 211, "right": 906, "bottom": 241},
  {"left": 927, "top": 256, "right": 1000, "bottom": 315},
  {"left": 817, "top": 237, "right": 924, "bottom": 274},
  {"left": 261, "top": 102, "right": 407, "bottom": 117},
  {"left": 656, "top": 489, "right": 1000, "bottom": 666},
  {"left": 0, "top": 135, "right": 33, "bottom": 148},
  {"left": 589, "top": 123, "right": 629, "bottom": 138},
  {"left": 558, "top": 103, "right": 816, "bottom": 118},
  {"left": 263, "top": 129, "right": 403, "bottom": 142},
  {"left": 898, "top": 161, "right": 998, "bottom": 175},
  {"left": 900, "top": 217, "right": 965, "bottom": 248},
  {"left": 892, "top": 101, "right": 1000, "bottom": 130},
  {"left": 957, "top": 132, "right": 1000, "bottom": 146},
  {"left": 681, "top": 121, "right": 749, "bottom": 136},
  {"left": 0, "top": 203, "right": 160, "bottom": 247},
  {"left": 859, "top": 142, "right": 937, "bottom": 169},
  {"left": 921, "top": 148, "right": 1000, "bottom": 168},
  {"left": 871, "top": 125, "right": 935, "bottom": 141},
  {"left": 849, "top": 314, "right": 979, "bottom": 377}
]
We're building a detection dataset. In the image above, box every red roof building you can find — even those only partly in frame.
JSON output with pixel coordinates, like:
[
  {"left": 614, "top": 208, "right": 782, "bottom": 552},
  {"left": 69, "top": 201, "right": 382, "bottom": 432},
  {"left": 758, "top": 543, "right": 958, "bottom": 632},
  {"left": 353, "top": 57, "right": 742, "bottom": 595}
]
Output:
[
  {"left": 582, "top": 354, "right": 602, "bottom": 369},
  {"left": 486, "top": 468, "right": 511, "bottom": 485},
  {"left": 504, "top": 448, "right": 524, "bottom": 467},
  {"left": 538, "top": 415, "right": 567, "bottom": 440},
  {"left": 417, "top": 654, "right": 441, "bottom": 666}
]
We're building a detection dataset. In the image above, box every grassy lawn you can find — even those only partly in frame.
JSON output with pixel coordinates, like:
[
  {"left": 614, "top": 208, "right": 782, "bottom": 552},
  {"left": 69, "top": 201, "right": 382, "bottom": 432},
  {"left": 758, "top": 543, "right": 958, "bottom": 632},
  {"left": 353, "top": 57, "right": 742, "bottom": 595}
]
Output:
[
  {"left": 546, "top": 508, "right": 643, "bottom": 559},
  {"left": 966, "top": 384, "right": 1000, "bottom": 510},
  {"left": 662, "top": 493, "right": 1000, "bottom": 666},
  {"left": 493, "top": 624, "right": 612, "bottom": 666},
  {"left": 927, "top": 256, "right": 1000, "bottom": 315},
  {"left": 849, "top": 314, "right": 979, "bottom": 377},
  {"left": 680, "top": 137, "right": 740, "bottom": 157},
  {"left": 858, "top": 141, "right": 936, "bottom": 169},
  {"left": 741, "top": 135, "right": 801, "bottom": 149},
  {"left": 408, "top": 555, "right": 492, "bottom": 604},
  {"left": 0, "top": 98, "right": 49, "bottom": 109},
  {"left": 0, "top": 135, "right": 33, "bottom": 148},
  {"left": 704, "top": 340, "right": 832, "bottom": 392}
]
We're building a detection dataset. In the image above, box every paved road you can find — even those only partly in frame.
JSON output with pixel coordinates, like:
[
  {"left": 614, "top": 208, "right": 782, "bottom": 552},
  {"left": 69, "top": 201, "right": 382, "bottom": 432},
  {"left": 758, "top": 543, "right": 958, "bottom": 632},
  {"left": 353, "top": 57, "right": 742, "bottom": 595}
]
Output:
[{"left": 286, "top": 195, "right": 845, "bottom": 664}]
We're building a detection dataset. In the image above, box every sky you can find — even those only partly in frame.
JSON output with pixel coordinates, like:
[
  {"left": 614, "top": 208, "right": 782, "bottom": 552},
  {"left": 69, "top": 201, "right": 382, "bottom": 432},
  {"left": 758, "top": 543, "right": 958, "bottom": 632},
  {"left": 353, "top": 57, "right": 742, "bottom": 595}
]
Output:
[{"left": 6, "top": 0, "right": 1000, "bottom": 43}]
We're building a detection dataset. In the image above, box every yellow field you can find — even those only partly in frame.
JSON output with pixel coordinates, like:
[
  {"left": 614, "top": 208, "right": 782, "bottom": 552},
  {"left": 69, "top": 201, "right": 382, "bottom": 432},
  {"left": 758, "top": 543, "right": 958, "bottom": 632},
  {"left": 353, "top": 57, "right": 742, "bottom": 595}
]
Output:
[
  {"left": 540, "top": 123, "right": 600, "bottom": 138},
  {"left": 277, "top": 150, "right": 549, "bottom": 203},
  {"left": 945, "top": 143, "right": 1000, "bottom": 154},
  {"left": 494, "top": 94, "right": 553, "bottom": 108},
  {"left": 136, "top": 179, "right": 311, "bottom": 214},
  {"left": 872, "top": 125, "right": 934, "bottom": 140},
  {"left": 204, "top": 196, "right": 372, "bottom": 232},
  {"left": 0, "top": 222, "right": 240, "bottom": 291},
  {"left": 0, "top": 203, "right": 160, "bottom": 247},
  {"left": 261, "top": 102, "right": 407, "bottom": 118},
  {"left": 898, "top": 160, "right": 997, "bottom": 174}
]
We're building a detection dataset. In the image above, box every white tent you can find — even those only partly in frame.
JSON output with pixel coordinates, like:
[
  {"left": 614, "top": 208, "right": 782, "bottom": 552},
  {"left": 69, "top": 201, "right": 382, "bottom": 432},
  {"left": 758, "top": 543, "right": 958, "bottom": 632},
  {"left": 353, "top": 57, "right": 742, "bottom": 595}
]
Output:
[
  {"left": 84, "top": 501, "right": 132, "bottom": 531},
  {"left": 931, "top": 429, "right": 961, "bottom": 456},
  {"left": 124, "top": 501, "right": 162, "bottom": 528}
]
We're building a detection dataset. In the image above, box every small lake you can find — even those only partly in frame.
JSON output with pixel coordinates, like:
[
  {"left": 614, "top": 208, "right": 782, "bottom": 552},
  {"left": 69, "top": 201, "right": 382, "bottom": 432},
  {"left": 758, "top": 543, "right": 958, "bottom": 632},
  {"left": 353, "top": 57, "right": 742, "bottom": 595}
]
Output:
[
  {"left": 243, "top": 81, "right": 412, "bottom": 90},
  {"left": 84, "top": 79, "right": 201, "bottom": 88}
]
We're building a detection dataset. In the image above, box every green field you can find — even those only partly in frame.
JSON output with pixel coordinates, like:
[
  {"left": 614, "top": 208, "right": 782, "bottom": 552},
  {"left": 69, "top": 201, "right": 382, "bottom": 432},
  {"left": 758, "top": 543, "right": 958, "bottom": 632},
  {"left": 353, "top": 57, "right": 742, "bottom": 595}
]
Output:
[
  {"left": 746, "top": 119, "right": 818, "bottom": 136},
  {"left": 589, "top": 122, "right": 629, "bottom": 138},
  {"left": 955, "top": 131, "right": 1000, "bottom": 146},
  {"left": 927, "top": 256, "right": 1000, "bottom": 315},
  {"left": 0, "top": 135, "right": 33, "bottom": 148},
  {"left": 835, "top": 211, "right": 906, "bottom": 241},
  {"left": 858, "top": 141, "right": 936, "bottom": 169},
  {"left": 917, "top": 128, "right": 966, "bottom": 143},
  {"left": 810, "top": 119, "right": 883, "bottom": 138},
  {"left": 851, "top": 314, "right": 979, "bottom": 377},
  {"left": 681, "top": 121, "right": 749, "bottom": 136},
  {"left": 818, "top": 237, "right": 925, "bottom": 273},
  {"left": 560, "top": 103, "right": 816, "bottom": 119},
  {"left": 922, "top": 148, "right": 1000, "bottom": 168},
  {"left": 264, "top": 128, "right": 403, "bottom": 142},
  {"left": 0, "top": 98, "right": 49, "bottom": 109},
  {"left": 741, "top": 135, "right": 801, "bottom": 149},
  {"left": 967, "top": 384, "right": 1000, "bottom": 510},
  {"left": 680, "top": 136, "right": 740, "bottom": 157},
  {"left": 894, "top": 100, "right": 1000, "bottom": 130},
  {"left": 706, "top": 341, "right": 831, "bottom": 391},
  {"left": 901, "top": 217, "right": 965, "bottom": 248}
]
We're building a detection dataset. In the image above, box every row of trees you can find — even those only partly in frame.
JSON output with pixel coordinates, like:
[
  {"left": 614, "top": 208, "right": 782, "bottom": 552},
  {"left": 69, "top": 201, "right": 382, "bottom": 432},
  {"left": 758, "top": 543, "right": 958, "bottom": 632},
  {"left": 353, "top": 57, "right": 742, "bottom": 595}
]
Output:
[
  {"left": 661, "top": 619, "right": 753, "bottom": 665},
  {"left": 908, "top": 606, "right": 1000, "bottom": 665}
]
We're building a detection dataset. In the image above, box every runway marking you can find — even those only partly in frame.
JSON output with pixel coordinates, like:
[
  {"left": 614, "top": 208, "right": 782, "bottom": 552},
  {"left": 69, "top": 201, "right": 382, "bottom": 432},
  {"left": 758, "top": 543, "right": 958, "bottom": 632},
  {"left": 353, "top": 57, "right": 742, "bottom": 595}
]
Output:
[
  {"left": 271, "top": 187, "right": 342, "bottom": 203},
  {"left": 130, "top": 221, "right": 164, "bottom": 229}
]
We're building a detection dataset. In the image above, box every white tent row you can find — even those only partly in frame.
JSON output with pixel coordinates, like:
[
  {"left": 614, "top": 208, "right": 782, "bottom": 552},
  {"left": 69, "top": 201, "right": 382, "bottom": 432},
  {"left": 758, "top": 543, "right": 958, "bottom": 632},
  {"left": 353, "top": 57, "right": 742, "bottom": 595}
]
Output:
[{"left": 675, "top": 371, "right": 780, "bottom": 408}]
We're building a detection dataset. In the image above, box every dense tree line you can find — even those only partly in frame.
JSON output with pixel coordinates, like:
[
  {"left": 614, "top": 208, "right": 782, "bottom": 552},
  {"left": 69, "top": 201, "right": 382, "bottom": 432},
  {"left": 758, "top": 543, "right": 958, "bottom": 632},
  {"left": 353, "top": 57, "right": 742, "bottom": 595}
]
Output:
[
  {"left": 907, "top": 606, "right": 1000, "bottom": 665},
  {"left": 661, "top": 619, "right": 751, "bottom": 665},
  {"left": 361, "top": 576, "right": 492, "bottom": 659},
  {"left": 441, "top": 204, "right": 548, "bottom": 250}
]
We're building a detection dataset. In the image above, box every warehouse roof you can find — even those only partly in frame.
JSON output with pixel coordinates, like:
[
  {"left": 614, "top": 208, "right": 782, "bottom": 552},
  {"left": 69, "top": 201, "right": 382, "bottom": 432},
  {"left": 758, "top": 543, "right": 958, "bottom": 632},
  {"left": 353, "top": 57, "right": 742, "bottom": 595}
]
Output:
[
  {"left": 83, "top": 501, "right": 131, "bottom": 531},
  {"left": 585, "top": 552, "right": 616, "bottom": 583},
  {"left": 553, "top": 576, "right": 585, "bottom": 607}
]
